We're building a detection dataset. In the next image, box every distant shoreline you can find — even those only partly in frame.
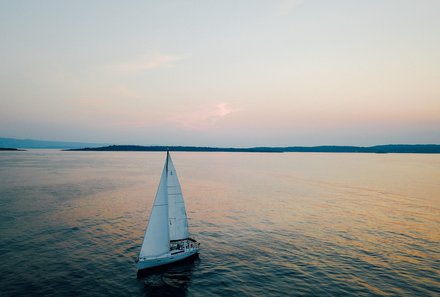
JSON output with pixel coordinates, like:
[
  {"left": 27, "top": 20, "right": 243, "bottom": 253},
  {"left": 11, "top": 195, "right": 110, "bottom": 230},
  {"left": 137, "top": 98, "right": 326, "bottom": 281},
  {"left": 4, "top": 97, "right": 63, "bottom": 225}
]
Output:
[
  {"left": 0, "top": 147, "right": 26, "bottom": 151},
  {"left": 65, "top": 144, "right": 440, "bottom": 154}
]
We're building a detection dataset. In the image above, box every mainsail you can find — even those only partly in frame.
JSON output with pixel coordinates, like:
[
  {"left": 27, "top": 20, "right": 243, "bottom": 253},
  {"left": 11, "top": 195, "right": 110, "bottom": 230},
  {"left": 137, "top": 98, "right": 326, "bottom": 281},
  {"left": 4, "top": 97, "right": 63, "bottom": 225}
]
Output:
[{"left": 167, "top": 153, "right": 189, "bottom": 241}]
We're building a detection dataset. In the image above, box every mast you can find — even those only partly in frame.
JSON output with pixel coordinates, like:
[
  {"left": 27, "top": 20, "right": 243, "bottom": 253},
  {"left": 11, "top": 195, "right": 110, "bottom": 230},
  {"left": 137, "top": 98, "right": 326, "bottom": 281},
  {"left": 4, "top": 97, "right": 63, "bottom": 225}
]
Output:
[{"left": 166, "top": 148, "right": 169, "bottom": 174}]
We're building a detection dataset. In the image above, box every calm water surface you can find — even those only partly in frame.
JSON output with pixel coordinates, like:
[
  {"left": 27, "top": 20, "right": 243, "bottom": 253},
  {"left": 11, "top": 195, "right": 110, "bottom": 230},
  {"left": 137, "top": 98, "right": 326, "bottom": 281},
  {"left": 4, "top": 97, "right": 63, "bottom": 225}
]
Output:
[{"left": 0, "top": 150, "right": 439, "bottom": 296}]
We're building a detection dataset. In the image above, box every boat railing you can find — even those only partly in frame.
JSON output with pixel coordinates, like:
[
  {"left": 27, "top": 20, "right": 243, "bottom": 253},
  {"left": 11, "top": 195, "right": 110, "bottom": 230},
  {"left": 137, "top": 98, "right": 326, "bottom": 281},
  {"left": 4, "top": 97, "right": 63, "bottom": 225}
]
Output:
[{"left": 170, "top": 239, "right": 200, "bottom": 252}]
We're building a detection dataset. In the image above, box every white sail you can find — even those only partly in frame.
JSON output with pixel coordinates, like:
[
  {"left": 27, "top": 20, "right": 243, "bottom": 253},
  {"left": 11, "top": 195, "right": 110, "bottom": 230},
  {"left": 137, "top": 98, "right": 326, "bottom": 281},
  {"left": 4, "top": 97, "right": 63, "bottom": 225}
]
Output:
[
  {"left": 139, "top": 157, "right": 170, "bottom": 258},
  {"left": 166, "top": 152, "right": 189, "bottom": 241}
]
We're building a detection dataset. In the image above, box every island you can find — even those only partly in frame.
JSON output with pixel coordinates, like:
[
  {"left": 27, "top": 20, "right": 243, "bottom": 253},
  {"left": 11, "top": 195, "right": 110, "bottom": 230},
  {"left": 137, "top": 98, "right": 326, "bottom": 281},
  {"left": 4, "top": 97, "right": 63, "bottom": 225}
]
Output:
[
  {"left": 65, "top": 144, "right": 440, "bottom": 154},
  {"left": 0, "top": 147, "right": 25, "bottom": 151}
]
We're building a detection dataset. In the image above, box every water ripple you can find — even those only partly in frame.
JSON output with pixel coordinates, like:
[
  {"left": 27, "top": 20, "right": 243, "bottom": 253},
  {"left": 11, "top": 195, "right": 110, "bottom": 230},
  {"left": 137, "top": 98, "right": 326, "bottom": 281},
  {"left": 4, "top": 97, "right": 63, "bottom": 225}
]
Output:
[{"left": 1, "top": 152, "right": 439, "bottom": 296}]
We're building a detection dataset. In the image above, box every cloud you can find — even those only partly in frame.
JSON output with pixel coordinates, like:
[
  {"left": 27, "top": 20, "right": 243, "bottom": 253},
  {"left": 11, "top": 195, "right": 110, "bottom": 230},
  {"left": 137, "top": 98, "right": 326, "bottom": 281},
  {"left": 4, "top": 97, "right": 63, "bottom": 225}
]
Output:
[
  {"left": 113, "top": 53, "right": 179, "bottom": 72},
  {"left": 211, "top": 103, "right": 234, "bottom": 120},
  {"left": 169, "top": 103, "right": 238, "bottom": 130},
  {"left": 112, "top": 84, "right": 141, "bottom": 99},
  {"left": 279, "top": 0, "right": 305, "bottom": 15}
]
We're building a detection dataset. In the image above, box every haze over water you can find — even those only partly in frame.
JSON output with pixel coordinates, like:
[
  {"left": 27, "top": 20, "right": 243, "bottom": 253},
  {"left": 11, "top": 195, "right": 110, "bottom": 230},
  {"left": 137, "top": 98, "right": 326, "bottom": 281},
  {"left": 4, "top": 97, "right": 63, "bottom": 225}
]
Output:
[{"left": 0, "top": 150, "right": 439, "bottom": 296}]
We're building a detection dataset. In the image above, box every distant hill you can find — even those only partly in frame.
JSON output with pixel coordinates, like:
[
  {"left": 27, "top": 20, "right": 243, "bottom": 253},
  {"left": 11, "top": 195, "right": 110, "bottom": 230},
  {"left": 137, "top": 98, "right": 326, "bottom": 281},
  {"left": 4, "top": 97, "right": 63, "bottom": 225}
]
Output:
[
  {"left": 0, "top": 138, "right": 107, "bottom": 149},
  {"left": 283, "top": 144, "right": 440, "bottom": 153},
  {"left": 0, "top": 147, "right": 25, "bottom": 151},
  {"left": 66, "top": 145, "right": 282, "bottom": 153},
  {"left": 66, "top": 144, "right": 440, "bottom": 154}
]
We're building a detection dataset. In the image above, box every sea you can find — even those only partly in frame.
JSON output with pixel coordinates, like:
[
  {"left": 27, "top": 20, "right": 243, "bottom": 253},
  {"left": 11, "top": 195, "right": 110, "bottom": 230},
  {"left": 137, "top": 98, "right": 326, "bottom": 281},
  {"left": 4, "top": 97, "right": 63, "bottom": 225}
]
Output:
[{"left": 0, "top": 150, "right": 439, "bottom": 296}]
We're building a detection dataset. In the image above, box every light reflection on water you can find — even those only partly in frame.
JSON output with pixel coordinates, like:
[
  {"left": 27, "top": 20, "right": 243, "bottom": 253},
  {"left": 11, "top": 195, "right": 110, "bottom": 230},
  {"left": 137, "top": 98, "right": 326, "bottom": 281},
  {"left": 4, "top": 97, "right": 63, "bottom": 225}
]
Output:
[{"left": 0, "top": 150, "right": 439, "bottom": 296}]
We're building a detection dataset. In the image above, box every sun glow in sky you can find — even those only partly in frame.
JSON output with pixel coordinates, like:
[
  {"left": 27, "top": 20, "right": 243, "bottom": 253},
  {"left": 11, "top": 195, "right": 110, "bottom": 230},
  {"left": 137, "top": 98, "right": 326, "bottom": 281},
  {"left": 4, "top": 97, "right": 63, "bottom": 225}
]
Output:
[{"left": 0, "top": 0, "right": 439, "bottom": 146}]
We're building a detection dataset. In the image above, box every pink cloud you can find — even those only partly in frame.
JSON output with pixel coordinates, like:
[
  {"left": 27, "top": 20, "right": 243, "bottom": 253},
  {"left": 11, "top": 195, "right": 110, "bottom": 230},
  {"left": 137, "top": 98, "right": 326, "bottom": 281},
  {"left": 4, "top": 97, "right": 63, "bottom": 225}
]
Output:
[
  {"left": 114, "top": 53, "right": 179, "bottom": 72},
  {"left": 169, "top": 103, "right": 239, "bottom": 130}
]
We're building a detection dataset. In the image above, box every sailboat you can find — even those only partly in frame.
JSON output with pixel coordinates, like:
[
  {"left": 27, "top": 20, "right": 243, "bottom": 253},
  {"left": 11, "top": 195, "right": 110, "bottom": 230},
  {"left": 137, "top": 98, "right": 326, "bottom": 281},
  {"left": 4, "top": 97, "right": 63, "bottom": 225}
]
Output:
[{"left": 137, "top": 150, "right": 200, "bottom": 271}]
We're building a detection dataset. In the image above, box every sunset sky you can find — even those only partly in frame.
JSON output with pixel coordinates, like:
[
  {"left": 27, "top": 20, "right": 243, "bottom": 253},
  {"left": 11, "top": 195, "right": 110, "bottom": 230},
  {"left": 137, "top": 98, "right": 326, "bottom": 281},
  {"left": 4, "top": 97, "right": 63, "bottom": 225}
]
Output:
[{"left": 1, "top": 0, "right": 439, "bottom": 146}]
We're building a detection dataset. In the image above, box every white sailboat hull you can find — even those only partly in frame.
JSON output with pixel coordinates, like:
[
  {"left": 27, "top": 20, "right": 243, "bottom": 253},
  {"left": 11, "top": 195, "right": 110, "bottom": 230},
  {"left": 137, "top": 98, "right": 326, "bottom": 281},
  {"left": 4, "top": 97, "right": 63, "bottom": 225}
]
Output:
[{"left": 138, "top": 247, "right": 199, "bottom": 270}]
